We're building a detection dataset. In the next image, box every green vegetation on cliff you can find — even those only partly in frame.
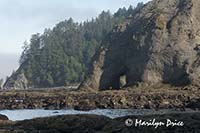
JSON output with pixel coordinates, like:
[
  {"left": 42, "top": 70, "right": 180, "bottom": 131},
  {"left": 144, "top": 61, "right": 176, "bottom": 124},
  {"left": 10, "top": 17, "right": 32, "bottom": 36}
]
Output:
[{"left": 6, "top": 3, "right": 144, "bottom": 88}]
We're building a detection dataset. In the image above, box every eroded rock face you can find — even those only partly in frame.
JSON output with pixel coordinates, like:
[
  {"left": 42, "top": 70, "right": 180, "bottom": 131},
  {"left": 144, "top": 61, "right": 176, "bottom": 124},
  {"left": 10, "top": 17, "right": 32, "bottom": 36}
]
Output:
[
  {"left": 79, "top": 0, "right": 200, "bottom": 91},
  {"left": 3, "top": 72, "right": 28, "bottom": 90}
]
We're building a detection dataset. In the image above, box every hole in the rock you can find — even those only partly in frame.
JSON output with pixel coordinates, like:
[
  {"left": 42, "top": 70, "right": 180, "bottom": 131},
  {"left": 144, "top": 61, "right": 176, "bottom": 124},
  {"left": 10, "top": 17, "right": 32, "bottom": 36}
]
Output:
[
  {"left": 119, "top": 75, "right": 127, "bottom": 88},
  {"left": 106, "top": 74, "right": 127, "bottom": 90}
]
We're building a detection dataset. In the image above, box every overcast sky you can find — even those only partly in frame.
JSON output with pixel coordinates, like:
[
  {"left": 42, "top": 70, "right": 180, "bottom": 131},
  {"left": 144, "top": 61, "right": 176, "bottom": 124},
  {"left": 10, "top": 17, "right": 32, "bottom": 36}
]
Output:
[{"left": 0, "top": 0, "right": 150, "bottom": 79}]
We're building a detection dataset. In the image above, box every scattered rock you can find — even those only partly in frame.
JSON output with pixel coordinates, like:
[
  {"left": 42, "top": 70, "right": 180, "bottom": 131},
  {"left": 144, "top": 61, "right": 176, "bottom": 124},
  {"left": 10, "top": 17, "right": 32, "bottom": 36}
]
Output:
[
  {"left": 74, "top": 99, "right": 96, "bottom": 111},
  {"left": 0, "top": 85, "right": 200, "bottom": 111},
  {"left": 186, "top": 98, "right": 200, "bottom": 110}
]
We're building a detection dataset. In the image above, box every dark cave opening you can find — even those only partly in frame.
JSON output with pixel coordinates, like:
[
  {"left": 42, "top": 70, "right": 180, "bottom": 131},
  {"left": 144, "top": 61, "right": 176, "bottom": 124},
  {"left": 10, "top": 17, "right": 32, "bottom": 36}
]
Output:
[{"left": 109, "top": 73, "right": 127, "bottom": 90}]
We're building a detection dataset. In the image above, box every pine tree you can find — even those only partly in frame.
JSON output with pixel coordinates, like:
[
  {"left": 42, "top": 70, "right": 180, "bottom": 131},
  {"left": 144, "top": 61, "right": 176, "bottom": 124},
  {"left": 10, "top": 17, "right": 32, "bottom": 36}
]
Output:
[{"left": 17, "top": 5, "right": 142, "bottom": 88}]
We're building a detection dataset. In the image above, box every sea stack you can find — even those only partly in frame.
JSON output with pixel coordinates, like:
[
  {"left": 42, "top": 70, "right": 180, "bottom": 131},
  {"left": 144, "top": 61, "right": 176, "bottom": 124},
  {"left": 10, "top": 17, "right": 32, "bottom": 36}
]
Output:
[{"left": 79, "top": 0, "right": 200, "bottom": 91}]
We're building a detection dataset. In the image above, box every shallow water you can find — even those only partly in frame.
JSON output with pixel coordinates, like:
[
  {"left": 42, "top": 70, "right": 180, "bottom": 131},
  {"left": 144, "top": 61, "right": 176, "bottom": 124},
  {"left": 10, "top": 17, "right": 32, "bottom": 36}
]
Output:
[{"left": 0, "top": 109, "right": 197, "bottom": 121}]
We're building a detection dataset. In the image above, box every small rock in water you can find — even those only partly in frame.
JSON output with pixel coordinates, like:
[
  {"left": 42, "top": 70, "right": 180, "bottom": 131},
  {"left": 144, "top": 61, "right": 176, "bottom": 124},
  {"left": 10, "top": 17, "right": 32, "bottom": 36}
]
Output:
[{"left": 53, "top": 111, "right": 59, "bottom": 114}]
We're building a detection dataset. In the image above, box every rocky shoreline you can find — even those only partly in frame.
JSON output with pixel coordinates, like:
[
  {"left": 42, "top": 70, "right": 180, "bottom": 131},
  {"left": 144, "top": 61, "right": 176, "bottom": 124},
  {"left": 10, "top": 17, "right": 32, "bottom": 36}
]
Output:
[
  {"left": 0, "top": 84, "right": 200, "bottom": 111},
  {"left": 0, "top": 112, "right": 200, "bottom": 132},
  {"left": 0, "top": 84, "right": 200, "bottom": 133}
]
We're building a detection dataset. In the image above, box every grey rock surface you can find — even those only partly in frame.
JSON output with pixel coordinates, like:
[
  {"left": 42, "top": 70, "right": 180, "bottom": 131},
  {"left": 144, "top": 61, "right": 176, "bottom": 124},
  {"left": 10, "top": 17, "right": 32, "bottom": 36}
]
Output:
[
  {"left": 3, "top": 71, "right": 28, "bottom": 90},
  {"left": 79, "top": 0, "right": 200, "bottom": 91}
]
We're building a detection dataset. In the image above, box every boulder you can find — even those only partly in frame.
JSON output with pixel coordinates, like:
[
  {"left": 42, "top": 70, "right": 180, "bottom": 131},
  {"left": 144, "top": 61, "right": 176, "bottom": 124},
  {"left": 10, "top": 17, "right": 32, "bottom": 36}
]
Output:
[
  {"left": 0, "top": 114, "right": 9, "bottom": 121},
  {"left": 0, "top": 113, "right": 200, "bottom": 132},
  {"left": 102, "top": 112, "right": 200, "bottom": 132},
  {"left": 13, "top": 114, "right": 111, "bottom": 132}
]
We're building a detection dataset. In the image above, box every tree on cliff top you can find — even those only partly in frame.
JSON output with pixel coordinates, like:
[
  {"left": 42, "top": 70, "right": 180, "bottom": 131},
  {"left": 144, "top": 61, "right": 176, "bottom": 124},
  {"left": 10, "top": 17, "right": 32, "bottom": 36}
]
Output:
[{"left": 15, "top": 4, "right": 144, "bottom": 88}]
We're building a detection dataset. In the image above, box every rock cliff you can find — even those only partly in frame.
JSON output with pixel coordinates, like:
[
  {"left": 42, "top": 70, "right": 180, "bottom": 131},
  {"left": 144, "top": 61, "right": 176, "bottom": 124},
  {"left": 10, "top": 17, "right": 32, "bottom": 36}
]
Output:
[
  {"left": 79, "top": 0, "right": 200, "bottom": 91},
  {"left": 3, "top": 71, "right": 28, "bottom": 90}
]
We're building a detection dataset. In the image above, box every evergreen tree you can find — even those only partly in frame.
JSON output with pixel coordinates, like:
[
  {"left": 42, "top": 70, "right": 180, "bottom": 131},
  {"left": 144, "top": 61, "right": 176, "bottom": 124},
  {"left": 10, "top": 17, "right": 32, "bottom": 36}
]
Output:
[{"left": 17, "top": 4, "right": 143, "bottom": 88}]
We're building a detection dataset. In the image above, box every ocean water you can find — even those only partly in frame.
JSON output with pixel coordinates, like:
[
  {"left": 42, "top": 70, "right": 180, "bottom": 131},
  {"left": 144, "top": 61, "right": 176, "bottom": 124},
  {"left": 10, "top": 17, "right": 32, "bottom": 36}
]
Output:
[{"left": 0, "top": 109, "right": 196, "bottom": 121}]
